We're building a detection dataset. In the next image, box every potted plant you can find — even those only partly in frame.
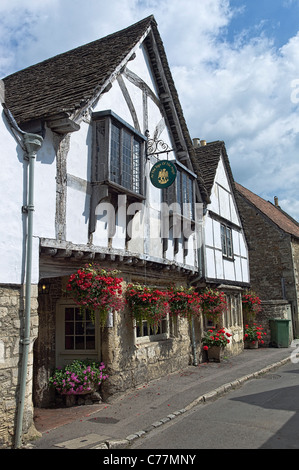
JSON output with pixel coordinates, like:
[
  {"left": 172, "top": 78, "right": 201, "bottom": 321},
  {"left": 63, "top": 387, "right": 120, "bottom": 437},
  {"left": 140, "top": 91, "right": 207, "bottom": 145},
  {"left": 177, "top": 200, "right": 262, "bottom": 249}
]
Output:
[
  {"left": 167, "top": 286, "right": 201, "bottom": 322},
  {"left": 202, "top": 327, "right": 232, "bottom": 362},
  {"left": 125, "top": 283, "right": 168, "bottom": 331},
  {"left": 243, "top": 323, "right": 265, "bottom": 348},
  {"left": 200, "top": 288, "right": 227, "bottom": 322},
  {"left": 49, "top": 359, "right": 108, "bottom": 397},
  {"left": 65, "top": 264, "right": 124, "bottom": 326},
  {"left": 242, "top": 290, "right": 262, "bottom": 320}
]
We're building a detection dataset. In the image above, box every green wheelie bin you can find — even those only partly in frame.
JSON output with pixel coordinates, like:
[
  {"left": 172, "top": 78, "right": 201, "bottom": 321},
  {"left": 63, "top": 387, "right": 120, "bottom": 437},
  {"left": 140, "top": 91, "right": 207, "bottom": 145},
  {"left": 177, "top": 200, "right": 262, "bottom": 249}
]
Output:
[{"left": 269, "top": 319, "right": 290, "bottom": 348}]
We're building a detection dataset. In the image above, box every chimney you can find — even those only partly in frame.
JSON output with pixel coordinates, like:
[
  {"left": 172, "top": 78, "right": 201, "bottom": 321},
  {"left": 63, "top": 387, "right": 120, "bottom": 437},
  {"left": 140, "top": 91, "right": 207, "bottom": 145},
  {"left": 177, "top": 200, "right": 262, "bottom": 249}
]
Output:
[
  {"left": 200, "top": 140, "right": 207, "bottom": 146},
  {"left": 274, "top": 196, "right": 279, "bottom": 207},
  {"left": 192, "top": 138, "right": 200, "bottom": 148}
]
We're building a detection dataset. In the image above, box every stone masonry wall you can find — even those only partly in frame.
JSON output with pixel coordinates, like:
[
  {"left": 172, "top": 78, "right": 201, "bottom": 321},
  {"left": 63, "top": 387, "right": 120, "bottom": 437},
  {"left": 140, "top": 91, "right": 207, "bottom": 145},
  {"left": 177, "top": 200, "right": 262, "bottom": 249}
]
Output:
[
  {"left": 35, "top": 273, "right": 202, "bottom": 406},
  {"left": 291, "top": 240, "right": 299, "bottom": 335},
  {"left": 0, "top": 284, "right": 39, "bottom": 448},
  {"left": 101, "top": 307, "right": 194, "bottom": 399},
  {"left": 235, "top": 192, "right": 297, "bottom": 339},
  {"left": 254, "top": 300, "right": 293, "bottom": 347},
  {"left": 236, "top": 192, "right": 293, "bottom": 300}
]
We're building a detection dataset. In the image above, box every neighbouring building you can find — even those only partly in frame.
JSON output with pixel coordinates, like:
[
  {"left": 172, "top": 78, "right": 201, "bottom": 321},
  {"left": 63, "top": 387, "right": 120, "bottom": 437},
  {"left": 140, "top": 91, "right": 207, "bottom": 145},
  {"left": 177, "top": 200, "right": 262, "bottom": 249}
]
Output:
[
  {"left": 193, "top": 140, "right": 250, "bottom": 355},
  {"left": 235, "top": 182, "right": 297, "bottom": 343},
  {"left": 0, "top": 16, "right": 248, "bottom": 448}
]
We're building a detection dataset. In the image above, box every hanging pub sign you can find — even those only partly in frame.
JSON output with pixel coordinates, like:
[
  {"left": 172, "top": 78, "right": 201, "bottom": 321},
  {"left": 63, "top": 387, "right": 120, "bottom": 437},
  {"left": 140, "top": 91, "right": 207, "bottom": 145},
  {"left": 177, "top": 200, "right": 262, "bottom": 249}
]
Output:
[{"left": 150, "top": 160, "right": 177, "bottom": 188}]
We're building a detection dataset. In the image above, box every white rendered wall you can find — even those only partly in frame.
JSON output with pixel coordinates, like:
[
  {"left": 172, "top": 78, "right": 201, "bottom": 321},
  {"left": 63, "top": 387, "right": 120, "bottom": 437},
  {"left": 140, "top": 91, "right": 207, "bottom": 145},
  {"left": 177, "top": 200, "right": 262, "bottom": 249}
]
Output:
[
  {"left": 204, "top": 153, "right": 249, "bottom": 283},
  {"left": 0, "top": 110, "right": 27, "bottom": 284}
]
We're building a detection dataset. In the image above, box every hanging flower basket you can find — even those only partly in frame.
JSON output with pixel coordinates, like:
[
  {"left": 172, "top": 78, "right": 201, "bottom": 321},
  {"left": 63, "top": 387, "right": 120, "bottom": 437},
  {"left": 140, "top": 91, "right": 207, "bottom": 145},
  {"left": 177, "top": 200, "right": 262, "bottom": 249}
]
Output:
[
  {"left": 125, "top": 283, "right": 168, "bottom": 331},
  {"left": 199, "top": 288, "right": 227, "bottom": 321},
  {"left": 49, "top": 359, "right": 108, "bottom": 396},
  {"left": 65, "top": 264, "right": 124, "bottom": 326},
  {"left": 167, "top": 286, "right": 201, "bottom": 322},
  {"left": 242, "top": 291, "right": 262, "bottom": 319}
]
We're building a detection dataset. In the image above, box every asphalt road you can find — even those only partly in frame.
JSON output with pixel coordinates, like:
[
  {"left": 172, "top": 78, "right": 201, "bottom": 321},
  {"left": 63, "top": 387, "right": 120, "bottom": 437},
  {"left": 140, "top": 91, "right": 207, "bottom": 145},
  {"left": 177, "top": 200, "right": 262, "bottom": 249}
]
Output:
[{"left": 130, "top": 361, "right": 299, "bottom": 449}]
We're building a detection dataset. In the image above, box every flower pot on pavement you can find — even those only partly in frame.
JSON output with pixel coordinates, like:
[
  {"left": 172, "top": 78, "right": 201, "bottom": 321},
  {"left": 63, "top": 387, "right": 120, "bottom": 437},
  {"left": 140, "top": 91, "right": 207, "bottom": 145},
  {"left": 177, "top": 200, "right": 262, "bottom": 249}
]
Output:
[
  {"left": 207, "top": 345, "right": 224, "bottom": 362},
  {"left": 244, "top": 340, "right": 259, "bottom": 349}
]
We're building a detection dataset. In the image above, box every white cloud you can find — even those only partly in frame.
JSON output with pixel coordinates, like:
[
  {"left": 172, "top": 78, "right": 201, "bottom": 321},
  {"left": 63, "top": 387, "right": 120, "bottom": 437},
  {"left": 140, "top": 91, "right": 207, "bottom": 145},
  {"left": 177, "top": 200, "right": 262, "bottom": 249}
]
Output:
[{"left": 1, "top": 0, "right": 299, "bottom": 219}]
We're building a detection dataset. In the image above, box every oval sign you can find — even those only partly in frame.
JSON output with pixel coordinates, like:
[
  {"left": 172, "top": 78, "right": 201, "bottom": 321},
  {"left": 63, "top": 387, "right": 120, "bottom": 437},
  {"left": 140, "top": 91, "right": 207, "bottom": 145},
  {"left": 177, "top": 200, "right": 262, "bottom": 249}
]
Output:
[{"left": 150, "top": 160, "right": 177, "bottom": 188}]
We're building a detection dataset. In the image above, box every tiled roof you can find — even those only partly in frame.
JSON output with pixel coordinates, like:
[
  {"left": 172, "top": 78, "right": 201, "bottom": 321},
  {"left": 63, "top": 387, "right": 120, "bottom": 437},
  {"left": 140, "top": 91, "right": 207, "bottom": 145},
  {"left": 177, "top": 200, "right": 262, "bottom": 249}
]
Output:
[
  {"left": 235, "top": 182, "right": 299, "bottom": 239},
  {"left": 3, "top": 16, "right": 155, "bottom": 124},
  {"left": 193, "top": 140, "right": 235, "bottom": 199},
  {"left": 3, "top": 15, "right": 209, "bottom": 202}
]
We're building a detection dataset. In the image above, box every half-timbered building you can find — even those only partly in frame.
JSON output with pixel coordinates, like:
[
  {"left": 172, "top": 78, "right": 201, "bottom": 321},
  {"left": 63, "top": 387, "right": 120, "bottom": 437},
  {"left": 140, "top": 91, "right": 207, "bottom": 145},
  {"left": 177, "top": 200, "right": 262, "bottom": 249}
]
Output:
[
  {"left": 193, "top": 140, "right": 250, "bottom": 353},
  {"left": 0, "top": 16, "right": 249, "bottom": 447}
]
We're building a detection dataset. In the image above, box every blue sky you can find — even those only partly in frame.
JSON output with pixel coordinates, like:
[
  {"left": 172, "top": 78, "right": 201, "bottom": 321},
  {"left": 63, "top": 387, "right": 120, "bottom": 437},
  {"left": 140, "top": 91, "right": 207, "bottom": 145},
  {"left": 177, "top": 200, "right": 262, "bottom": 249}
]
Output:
[
  {"left": 1, "top": 0, "right": 299, "bottom": 220},
  {"left": 227, "top": 0, "right": 299, "bottom": 47}
]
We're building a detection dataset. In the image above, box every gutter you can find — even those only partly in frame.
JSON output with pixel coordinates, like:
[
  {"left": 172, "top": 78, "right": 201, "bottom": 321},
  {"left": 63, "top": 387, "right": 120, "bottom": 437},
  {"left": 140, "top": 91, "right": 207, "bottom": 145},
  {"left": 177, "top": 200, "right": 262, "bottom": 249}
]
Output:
[{"left": 2, "top": 103, "right": 43, "bottom": 448}]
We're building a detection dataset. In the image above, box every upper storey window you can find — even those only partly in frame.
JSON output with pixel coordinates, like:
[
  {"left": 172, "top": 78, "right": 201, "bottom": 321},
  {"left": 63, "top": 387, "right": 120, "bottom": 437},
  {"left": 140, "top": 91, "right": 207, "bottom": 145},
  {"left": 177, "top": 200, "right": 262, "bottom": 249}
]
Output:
[
  {"left": 92, "top": 110, "right": 145, "bottom": 199},
  {"left": 221, "top": 223, "right": 233, "bottom": 259}
]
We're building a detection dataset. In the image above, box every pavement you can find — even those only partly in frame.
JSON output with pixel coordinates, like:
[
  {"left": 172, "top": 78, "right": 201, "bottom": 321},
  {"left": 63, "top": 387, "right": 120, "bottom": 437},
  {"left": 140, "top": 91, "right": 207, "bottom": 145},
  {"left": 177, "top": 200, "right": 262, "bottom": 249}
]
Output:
[{"left": 29, "top": 345, "right": 298, "bottom": 450}]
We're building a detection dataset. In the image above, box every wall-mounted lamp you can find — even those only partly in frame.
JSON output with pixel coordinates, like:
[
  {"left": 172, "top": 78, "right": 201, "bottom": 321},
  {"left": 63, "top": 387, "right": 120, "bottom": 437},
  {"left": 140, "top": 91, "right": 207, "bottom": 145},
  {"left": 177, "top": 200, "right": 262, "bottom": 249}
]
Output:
[{"left": 39, "top": 282, "right": 49, "bottom": 294}]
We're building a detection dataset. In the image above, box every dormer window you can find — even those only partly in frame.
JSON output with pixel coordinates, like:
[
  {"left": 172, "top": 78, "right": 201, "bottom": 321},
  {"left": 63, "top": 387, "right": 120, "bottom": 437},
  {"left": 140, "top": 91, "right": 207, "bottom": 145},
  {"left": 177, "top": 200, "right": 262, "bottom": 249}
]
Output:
[{"left": 92, "top": 110, "right": 145, "bottom": 200}]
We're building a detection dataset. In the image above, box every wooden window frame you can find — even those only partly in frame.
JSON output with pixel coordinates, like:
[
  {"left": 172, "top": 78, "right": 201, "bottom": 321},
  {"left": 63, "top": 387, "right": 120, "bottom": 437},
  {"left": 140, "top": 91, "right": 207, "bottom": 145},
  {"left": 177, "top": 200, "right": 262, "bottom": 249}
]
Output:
[
  {"left": 221, "top": 223, "right": 234, "bottom": 260},
  {"left": 92, "top": 110, "right": 146, "bottom": 201}
]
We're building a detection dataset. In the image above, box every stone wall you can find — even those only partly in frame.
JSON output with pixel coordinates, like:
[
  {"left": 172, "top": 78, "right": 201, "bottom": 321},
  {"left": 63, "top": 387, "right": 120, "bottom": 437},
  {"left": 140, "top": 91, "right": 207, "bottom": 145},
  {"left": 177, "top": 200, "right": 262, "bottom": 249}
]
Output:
[
  {"left": 255, "top": 300, "right": 293, "bottom": 347},
  {"left": 101, "top": 308, "right": 194, "bottom": 399},
  {"left": 0, "top": 284, "right": 39, "bottom": 448},
  {"left": 291, "top": 240, "right": 299, "bottom": 335},
  {"left": 235, "top": 191, "right": 298, "bottom": 338},
  {"left": 34, "top": 274, "right": 199, "bottom": 406},
  {"left": 235, "top": 192, "right": 292, "bottom": 300}
]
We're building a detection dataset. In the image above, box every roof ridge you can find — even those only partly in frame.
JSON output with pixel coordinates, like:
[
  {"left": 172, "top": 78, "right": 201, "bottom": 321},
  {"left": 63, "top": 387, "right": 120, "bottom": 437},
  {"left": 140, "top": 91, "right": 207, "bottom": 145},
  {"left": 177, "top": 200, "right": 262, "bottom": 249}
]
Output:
[
  {"left": 3, "top": 15, "right": 155, "bottom": 80},
  {"left": 3, "top": 16, "right": 156, "bottom": 123},
  {"left": 235, "top": 182, "right": 299, "bottom": 238}
]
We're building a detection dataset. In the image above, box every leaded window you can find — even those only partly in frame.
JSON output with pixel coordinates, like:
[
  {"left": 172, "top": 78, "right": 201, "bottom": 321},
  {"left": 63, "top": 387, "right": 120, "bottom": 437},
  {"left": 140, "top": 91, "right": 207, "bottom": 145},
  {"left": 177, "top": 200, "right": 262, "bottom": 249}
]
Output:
[
  {"left": 92, "top": 110, "right": 145, "bottom": 198},
  {"left": 221, "top": 223, "right": 233, "bottom": 259}
]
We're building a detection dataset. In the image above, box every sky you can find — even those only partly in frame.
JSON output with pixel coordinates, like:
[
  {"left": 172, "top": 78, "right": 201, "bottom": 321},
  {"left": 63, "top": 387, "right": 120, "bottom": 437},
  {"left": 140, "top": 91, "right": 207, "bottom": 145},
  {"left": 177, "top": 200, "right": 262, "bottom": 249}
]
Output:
[{"left": 1, "top": 0, "right": 299, "bottom": 220}]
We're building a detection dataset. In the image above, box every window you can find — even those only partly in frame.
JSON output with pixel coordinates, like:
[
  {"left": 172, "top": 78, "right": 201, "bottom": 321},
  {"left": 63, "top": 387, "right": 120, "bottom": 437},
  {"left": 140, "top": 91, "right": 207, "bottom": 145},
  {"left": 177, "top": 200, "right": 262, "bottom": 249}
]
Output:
[
  {"left": 136, "top": 317, "right": 168, "bottom": 340},
  {"left": 93, "top": 110, "right": 145, "bottom": 198},
  {"left": 135, "top": 314, "right": 178, "bottom": 344},
  {"left": 177, "top": 169, "right": 195, "bottom": 220},
  {"left": 64, "top": 307, "right": 96, "bottom": 351},
  {"left": 223, "top": 293, "right": 242, "bottom": 327},
  {"left": 162, "top": 165, "right": 196, "bottom": 255},
  {"left": 221, "top": 223, "right": 233, "bottom": 259}
]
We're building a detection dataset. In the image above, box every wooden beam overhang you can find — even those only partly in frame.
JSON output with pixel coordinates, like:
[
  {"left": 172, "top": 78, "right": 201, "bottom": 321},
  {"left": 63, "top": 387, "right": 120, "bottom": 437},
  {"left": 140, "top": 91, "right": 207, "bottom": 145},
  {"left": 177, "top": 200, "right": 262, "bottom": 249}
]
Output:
[{"left": 39, "top": 240, "right": 197, "bottom": 278}]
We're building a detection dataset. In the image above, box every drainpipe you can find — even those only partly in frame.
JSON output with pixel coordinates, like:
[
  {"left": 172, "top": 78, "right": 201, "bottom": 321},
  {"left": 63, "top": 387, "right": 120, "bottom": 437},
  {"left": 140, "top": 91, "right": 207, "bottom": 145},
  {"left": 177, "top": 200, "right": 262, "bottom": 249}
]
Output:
[
  {"left": 14, "top": 132, "right": 43, "bottom": 449},
  {"left": 191, "top": 317, "right": 198, "bottom": 366},
  {"left": 188, "top": 202, "right": 206, "bottom": 366}
]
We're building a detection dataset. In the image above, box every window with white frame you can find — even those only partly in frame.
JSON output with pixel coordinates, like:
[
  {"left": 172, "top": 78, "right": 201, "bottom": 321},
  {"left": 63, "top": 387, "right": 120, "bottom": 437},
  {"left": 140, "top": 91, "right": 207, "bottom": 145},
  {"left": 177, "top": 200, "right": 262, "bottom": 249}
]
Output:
[{"left": 221, "top": 223, "right": 233, "bottom": 259}]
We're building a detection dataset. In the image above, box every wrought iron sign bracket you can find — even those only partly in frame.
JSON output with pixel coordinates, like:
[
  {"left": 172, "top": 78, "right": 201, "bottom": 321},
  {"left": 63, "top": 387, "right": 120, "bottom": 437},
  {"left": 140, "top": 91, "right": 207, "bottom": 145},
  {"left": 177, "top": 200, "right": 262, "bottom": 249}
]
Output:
[{"left": 145, "top": 130, "right": 174, "bottom": 160}]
